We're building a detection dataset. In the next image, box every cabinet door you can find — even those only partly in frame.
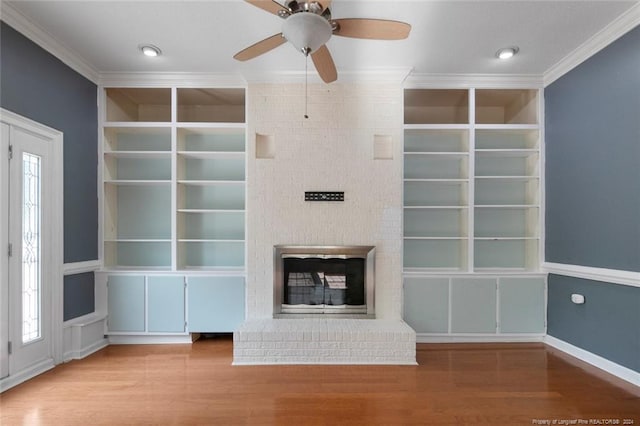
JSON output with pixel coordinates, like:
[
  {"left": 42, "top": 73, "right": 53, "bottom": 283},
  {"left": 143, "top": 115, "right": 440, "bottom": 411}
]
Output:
[
  {"left": 188, "top": 276, "right": 245, "bottom": 332},
  {"left": 148, "top": 276, "right": 185, "bottom": 333},
  {"left": 403, "top": 277, "right": 449, "bottom": 333},
  {"left": 108, "top": 275, "right": 145, "bottom": 332},
  {"left": 499, "top": 277, "right": 545, "bottom": 333},
  {"left": 451, "top": 278, "right": 497, "bottom": 333}
]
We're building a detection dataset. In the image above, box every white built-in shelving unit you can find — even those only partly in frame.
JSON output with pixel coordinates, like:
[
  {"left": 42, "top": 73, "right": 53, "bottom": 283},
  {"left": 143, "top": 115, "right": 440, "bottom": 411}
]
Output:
[
  {"left": 99, "top": 87, "right": 246, "bottom": 339},
  {"left": 403, "top": 88, "right": 542, "bottom": 273},
  {"left": 402, "top": 87, "right": 546, "bottom": 341},
  {"left": 102, "top": 87, "right": 246, "bottom": 271}
]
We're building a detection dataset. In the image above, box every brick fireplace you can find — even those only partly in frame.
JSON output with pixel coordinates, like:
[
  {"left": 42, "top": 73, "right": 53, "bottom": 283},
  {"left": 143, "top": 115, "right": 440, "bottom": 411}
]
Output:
[{"left": 233, "top": 82, "right": 416, "bottom": 365}]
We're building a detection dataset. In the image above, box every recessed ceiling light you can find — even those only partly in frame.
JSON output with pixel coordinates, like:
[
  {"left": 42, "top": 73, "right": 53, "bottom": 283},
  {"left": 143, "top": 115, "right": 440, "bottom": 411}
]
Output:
[
  {"left": 140, "top": 44, "right": 161, "bottom": 57},
  {"left": 496, "top": 46, "right": 519, "bottom": 60}
]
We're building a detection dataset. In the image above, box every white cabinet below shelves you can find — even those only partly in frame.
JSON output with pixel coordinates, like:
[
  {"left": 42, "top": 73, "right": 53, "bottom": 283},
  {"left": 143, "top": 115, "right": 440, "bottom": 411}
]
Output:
[
  {"left": 147, "top": 276, "right": 186, "bottom": 333},
  {"left": 187, "top": 276, "right": 245, "bottom": 332},
  {"left": 403, "top": 275, "right": 546, "bottom": 339},
  {"left": 451, "top": 278, "right": 497, "bottom": 333},
  {"left": 107, "top": 275, "right": 185, "bottom": 334},
  {"left": 107, "top": 275, "right": 145, "bottom": 332},
  {"left": 105, "top": 273, "right": 245, "bottom": 337}
]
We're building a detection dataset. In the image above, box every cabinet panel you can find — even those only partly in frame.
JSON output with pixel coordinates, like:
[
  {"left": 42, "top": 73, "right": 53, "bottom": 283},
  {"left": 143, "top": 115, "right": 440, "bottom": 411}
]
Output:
[
  {"left": 148, "top": 276, "right": 185, "bottom": 333},
  {"left": 451, "top": 278, "right": 496, "bottom": 333},
  {"left": 188, "top": 276, "right": 245, "bottom": 332},
  {"left": 499, "top": 278, "right": 545, "bottom": 333},
  {"left": 108, "top": 275, "right": 145, "bottom": 332},
  {"left": 403, "top": 277, "right": 449, "bottom": 333}
]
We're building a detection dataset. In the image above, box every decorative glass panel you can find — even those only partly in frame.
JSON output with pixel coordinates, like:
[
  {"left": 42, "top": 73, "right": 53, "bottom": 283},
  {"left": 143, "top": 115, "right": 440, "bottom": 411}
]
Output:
[{"left": 22, "top": 152, "right": 41, "bottom": 343}]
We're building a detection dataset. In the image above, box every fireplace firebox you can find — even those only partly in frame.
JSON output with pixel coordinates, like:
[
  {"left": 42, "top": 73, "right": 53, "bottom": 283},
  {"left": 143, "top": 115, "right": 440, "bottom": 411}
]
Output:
[{"left": 274, "top": 246, "right": 375, "bottom": 317}]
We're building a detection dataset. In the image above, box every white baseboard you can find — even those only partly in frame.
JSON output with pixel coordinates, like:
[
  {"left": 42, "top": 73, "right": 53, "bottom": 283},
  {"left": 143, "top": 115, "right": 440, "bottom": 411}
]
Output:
[
  {"left": 108, "top": 335, "right": 193, "bottom": 345},
  {"left": 63, "top": 314, "right": 108, "bottom": 362},
  {"left": 544, "top": 335, "right": 640, "bottom": 387},
  {"left": 63, "top": 338, "right": 109, "bottom": 362},
  {"left": 416, "top": 333, "right": 545, "bottom": 343},
  {"left": 0, "top": 358, "right": 55, "bottom": 393}
]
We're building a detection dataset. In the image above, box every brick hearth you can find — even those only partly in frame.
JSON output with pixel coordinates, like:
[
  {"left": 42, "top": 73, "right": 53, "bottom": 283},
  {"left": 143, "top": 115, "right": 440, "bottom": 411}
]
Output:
[{"left": 233, "top": 319, "right": 416, "bottom": 365}]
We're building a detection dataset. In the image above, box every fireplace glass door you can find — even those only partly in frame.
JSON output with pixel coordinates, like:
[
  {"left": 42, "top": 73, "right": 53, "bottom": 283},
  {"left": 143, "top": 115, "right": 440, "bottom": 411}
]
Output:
[{"left": 283, "top": 257, "right": 365, "bottom": 312}]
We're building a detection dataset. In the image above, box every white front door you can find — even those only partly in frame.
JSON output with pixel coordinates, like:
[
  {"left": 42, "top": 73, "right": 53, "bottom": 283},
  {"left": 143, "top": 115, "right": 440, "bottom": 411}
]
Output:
[{"left": 1, "top": 111, "right": 62, "bottom": 386}]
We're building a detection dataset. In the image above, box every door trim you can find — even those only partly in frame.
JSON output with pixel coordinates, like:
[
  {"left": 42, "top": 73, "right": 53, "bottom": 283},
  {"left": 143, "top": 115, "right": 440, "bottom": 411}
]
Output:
[{"left": 0, "top": 108, "right": 63, "bottom": 392}]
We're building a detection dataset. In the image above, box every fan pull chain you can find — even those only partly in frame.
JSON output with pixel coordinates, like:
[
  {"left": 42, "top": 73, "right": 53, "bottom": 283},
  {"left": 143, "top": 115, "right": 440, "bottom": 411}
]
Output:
[{"left": 304, "top": 53, "right": 309, "bottom": 119}]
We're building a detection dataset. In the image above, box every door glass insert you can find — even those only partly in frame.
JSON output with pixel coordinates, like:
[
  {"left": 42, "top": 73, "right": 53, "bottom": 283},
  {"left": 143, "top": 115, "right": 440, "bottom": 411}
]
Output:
[{"left": 22, "top": 152, "right": 41, "bottom": 343}]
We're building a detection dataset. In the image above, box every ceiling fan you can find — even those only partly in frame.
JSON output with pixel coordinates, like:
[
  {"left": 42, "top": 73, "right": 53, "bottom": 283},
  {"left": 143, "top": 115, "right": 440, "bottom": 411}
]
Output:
[{"left": 233, "top": 0, "right": 411, "bottom": 83}]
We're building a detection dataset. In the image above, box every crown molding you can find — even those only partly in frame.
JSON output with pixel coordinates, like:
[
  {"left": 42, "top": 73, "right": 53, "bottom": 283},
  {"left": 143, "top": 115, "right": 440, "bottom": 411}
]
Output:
[
  {"left": 404, "top": 73, "right": 543, "bottom": 89},
  {"left": 543, "top": 3, "right": 640, "bottom": 87},
  {"left": 98, "top": 72, "right": 247, "bottom": 88},
  {"left": 1, "top": 2, "right": 100, "bottom": 83}
]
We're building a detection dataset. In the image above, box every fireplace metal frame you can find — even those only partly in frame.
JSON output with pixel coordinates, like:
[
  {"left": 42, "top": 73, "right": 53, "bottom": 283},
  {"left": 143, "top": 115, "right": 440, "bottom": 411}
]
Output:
[{"left": 273, "top": 245, "right": 375, "bottom": 318}]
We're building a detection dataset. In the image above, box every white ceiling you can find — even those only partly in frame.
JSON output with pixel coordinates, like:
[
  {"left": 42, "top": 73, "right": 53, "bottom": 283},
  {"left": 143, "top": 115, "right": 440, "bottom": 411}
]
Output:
[{"left": 3, "top": 1, "right": 639, "bottom": 82}]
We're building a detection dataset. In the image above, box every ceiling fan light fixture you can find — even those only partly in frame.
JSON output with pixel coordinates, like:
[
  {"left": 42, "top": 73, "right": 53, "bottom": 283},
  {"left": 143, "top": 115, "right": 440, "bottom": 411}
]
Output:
[
  {"left": 496, "top": 46, "right": 519, "bottom": 60},
  {"left": 140, "top": 44, "right": 161, "bottom": 57},
  {"left": 282, "top": 12, "right": 332, "bottom": 55}
]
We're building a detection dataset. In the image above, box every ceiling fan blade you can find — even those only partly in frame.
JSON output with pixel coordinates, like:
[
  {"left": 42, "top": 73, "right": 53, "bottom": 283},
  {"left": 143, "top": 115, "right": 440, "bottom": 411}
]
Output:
[
  {"left": 321, "top": 0, "right": 332, "bottom": 11},
  {"left": 311, "top": 45, "right": 337, "bottom": 84},
  {"left": 245, "top": 0, "right": 288, "bottom": 16},
  {"left": 233, "top": 33, "right": 286, "bottom": 61},
  {"left": 333, "top": 18, "right": 411, "bottom": 40}
]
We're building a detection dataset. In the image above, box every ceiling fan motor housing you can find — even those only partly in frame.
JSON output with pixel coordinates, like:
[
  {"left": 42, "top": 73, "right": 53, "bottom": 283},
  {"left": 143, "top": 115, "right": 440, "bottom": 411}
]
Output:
[{"left": 282, "top": 5, "right": 332, "bottom": 54}]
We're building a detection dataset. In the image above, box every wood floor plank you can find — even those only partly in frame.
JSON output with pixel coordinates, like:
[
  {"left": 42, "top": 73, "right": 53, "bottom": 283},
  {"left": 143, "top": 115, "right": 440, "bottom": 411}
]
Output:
[{"left": 1, "top": 337, "right": 638, "bottom": 425}]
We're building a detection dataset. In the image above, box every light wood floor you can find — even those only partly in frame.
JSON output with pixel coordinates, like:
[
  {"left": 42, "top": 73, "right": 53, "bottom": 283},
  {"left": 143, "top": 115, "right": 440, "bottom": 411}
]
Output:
[{"left": 1, "top": 337, "right": 639, "bottom": 425}]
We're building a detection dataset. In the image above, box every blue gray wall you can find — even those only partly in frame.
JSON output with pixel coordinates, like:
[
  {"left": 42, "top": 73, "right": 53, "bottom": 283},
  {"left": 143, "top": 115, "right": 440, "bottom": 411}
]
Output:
[
  {"left": 1, "top": 21, "right": 98, "bottom": 320},
  {"left": 545, "top": 25, "right": 640, "bottom": 372},
  {"left": 64, "top": 272, "right": 96, "bottom": 321}
]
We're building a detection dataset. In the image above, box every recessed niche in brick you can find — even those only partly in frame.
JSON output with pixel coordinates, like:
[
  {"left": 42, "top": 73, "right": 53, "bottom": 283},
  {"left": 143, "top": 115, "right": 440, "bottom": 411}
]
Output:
[
  {"left": 256, "top": 133, "right": 275, "bottom": 159},
  {"left": 373, "top": 135, "right": 393, "bottom": 160}
]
